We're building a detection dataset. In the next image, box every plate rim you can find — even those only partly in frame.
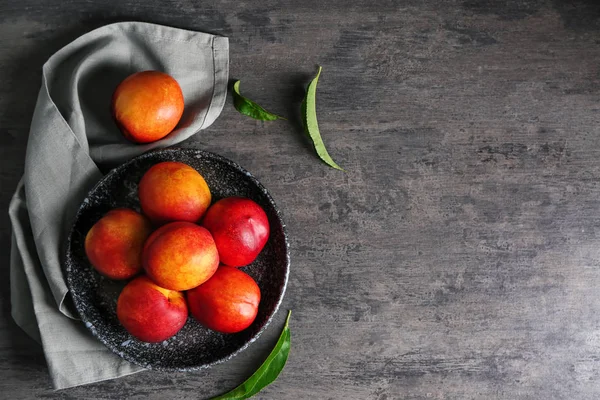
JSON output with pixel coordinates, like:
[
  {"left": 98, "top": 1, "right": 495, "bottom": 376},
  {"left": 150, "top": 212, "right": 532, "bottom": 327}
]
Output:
[{"left": 64, "top": 147, "right": 290, "bottom": 372}]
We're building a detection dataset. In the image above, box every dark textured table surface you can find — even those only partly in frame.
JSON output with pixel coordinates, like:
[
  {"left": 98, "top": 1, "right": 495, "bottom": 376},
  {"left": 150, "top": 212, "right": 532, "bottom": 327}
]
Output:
[{"left": 2, "top": 1, "right": 600, "bottom": 399}]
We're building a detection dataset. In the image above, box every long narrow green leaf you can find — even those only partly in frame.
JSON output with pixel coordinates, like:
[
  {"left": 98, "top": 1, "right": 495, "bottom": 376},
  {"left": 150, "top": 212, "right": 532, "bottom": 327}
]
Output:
[
  {"left": 301, "top": 66, "right": 344, "bottom": 171},
  {"left": 232, "top": 80, "right": 286, "bottom": 121},
  {"left": 211, "top": 310, "right": 292, "bottom": 400}
]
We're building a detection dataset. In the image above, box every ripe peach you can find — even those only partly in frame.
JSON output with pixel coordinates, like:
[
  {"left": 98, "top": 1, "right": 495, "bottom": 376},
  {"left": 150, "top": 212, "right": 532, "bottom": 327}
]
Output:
[
  {"left": 84, "top": 208, "right": 152, "bottom": 280},
  {"left": 201, "top": 197, "right": 270, "bottom": 267},
  {"left": 138, "top": 161, "right": 211, "bottom": 225},
  {"left": 112, "top": 71, "right": 184, "bottom": 143},
  {"left": 143, "top": 221, "right": 219, "bottom": 291},
  {"left": 117, "top": 276, "right": 188, "bottom": 343},
  {"left": 187, "top": 266, "right": 261, "bottom": 334}
]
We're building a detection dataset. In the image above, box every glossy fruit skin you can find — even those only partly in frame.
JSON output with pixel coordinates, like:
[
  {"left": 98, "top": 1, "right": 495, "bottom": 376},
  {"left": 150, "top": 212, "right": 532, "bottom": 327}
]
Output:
[
  {"left": 138, "top": 161, "right": 211, "bottom": 225},
  {"left": 116, "top": 276, "right": 188, "bottom": 343},
  {"left": 84, "top": 208, "right": 152, "bottom": 280},
  {"left": 201, "top": 197, "right": 270, "bottom": 267},
  {"left": 143, "top": 221, "right": 219, "bottom": 291},
  {"left": 187, "top": 266, "right": 261, "bottom": 334},
  {"left": 112, "top": 71, "right": 184, "bottom": 144}
]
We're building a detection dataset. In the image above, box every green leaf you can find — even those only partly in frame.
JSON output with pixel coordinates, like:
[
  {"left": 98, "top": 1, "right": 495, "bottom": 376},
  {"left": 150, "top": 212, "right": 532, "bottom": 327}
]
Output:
[
  {"left": 232, "top": 80, "right": 286, "bottom": 121},
  {"left": 211, "top": 310, "right": 292, "bottom": 400},
  {"left": 301, "top": 66, "right": 344, "bottom": 171}
]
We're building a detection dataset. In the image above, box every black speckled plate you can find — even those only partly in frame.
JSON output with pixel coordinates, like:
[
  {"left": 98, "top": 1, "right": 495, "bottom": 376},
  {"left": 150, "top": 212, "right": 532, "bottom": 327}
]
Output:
[{"left": 64, "top": 148, "right": 289, "bottom": 371}]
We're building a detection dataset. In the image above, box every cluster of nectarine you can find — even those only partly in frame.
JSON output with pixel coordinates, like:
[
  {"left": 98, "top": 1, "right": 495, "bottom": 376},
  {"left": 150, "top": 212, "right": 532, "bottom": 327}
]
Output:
[{"left": 84, "top": 161, "right": 270, "bottom": 342}]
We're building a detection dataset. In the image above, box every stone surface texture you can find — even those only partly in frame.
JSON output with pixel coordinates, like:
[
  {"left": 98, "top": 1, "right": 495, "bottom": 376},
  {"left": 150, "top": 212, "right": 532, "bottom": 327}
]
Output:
[{"left": 1, "top": 1, "right": 600, "bottom": 399}]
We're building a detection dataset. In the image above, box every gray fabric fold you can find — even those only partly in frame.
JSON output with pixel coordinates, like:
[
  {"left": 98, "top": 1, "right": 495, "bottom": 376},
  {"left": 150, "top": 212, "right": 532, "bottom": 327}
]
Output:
[{"left": 8, "top": 21, "right": 229, "bottom": 389}]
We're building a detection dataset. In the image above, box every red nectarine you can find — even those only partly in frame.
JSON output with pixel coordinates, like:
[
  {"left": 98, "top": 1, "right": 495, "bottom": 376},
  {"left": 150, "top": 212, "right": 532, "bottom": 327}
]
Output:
[
  {"left": 117, "top": 276, "right": 188, "bottom": 343},
  {"left": 112, "top": 71, "right": 184, "bottom": 143},
  {"left": 187, "top": 266, "right": 261, "bottom": 334},
  {"left": 143, "top": 221, "right": 219, "bottom": 291},
  {"left": 202, "top": 197, "right": 270, "bottom": 267},
  {"left": 139, "top": 161, "right": 211, "bottom": 225},
  {"left": 84, "top": 208, "right": 152, "bottom": 280}
]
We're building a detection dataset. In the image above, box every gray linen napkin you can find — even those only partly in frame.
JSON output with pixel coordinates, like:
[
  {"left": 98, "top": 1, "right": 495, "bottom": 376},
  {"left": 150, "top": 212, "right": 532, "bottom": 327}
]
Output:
[{"left": 8, "top": 21, "right": 229, "bottom": 389}]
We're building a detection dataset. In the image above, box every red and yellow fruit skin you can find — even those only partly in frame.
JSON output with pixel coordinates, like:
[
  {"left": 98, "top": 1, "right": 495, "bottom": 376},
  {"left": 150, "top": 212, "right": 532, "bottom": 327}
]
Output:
[
  {"left": 139, "top": 161, "right": 211, "bottom": 225},
  {"left": 84, "top": 208, "right": 152, "bottom": 280},
  {"left": 111, "top": 70, "right": 184, "bottom": 144},
  {"left": 201, "top": 197, "right": 270, "bottom": 267},
  {"left": 187, "top": 266, "right": 261, "bottom": 334},
  {"left": 143, "top": 221, "right": 219, "bottom": 291},
  {"left": 116, "top": 276, "right": 188, "bottom": 343}
]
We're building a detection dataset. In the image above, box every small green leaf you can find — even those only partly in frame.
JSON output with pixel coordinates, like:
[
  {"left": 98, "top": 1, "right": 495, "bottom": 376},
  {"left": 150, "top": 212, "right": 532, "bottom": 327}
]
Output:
[
  {"left": 301, "top": 66, "right": 344, "bottom": 171},
  {"left": 232, "top": 80, "right": 286, "bottom": 121},
  {"left": 211, "top": 310, "right": 292, "bottom": 400}
]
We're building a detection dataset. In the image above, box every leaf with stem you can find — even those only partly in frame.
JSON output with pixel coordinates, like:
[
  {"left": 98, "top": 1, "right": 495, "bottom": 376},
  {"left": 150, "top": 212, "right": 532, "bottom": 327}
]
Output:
[
  {"left": 232, "top": 80, "right": 286, "bottom": 121},
  {"left": 301, "top": 66, "right": 344, "bottom": 171}
]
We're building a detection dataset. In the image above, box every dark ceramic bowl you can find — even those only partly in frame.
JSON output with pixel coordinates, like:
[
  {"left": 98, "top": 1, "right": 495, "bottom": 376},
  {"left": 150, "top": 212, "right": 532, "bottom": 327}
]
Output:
[{"left": 64, "top": 148, "right": 289, "bottom": 371}]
